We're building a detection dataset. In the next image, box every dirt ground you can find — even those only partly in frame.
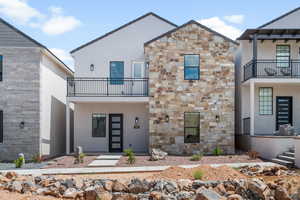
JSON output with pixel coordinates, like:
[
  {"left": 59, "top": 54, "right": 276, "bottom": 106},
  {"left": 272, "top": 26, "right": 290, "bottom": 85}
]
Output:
[
  {"left": 44, "top": 154, "right": 262, "bottom": 168},
  {"left": 0, "top": 190, "right": 63, "bottom": 200}
]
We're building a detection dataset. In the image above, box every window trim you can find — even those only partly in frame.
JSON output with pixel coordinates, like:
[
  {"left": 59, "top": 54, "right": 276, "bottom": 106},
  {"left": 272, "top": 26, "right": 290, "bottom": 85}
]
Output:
[
  {"left": 0, "top": 55, "right": 3, "bottom": 82},
  {"left": 276, "top": 45, "right": 290, "bottom": 68},
  {"left": 92, "top": 113, "right": 107, "bottom": 138},
  {"left": 184, "top": 54, "right": 200, "bottom": 80},
  {"left": 0, "top": 110, "right": 3, "bottom": 143},
  {"left": 184, "top": 112, "right": 200, "bottom": 143},
  {"left": 110, "top": 61, "right": 124, "bottom": 85},
  {"left": 259, "top": 87, "right": 273, "bottom": 115},
  {"left": 132, "top": 61, "right": 145, "bottom": 78}
]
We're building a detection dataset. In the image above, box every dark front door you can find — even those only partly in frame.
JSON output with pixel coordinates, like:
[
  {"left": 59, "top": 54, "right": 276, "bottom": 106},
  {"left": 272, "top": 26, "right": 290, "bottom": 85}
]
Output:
[
  {"left": 109, "top": 114, "right": 123, "bottom": 152},
  {"left": 276, "top": 97, "right": 293, "bottom": 130}
]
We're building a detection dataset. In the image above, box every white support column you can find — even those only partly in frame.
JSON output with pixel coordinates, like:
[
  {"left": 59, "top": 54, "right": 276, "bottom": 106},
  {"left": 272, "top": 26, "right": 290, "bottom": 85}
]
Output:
[
  {"left": 250, "top": 80, "right": 255, "bottom": 136},
  {"left": 66, "top": 100, "right": 70, "bottom": 154}
]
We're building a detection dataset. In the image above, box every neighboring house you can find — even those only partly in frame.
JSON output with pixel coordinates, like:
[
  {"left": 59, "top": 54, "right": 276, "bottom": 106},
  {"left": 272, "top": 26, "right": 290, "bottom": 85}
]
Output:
[
  {"left": 68, "top": 12, "right": 237, "bottom": 155},
  {"left": 0, "top": 18, "right": 74, "bottom": 161},
  {"left": 236, "top": 7, "right": 300, "bottom": 162}
]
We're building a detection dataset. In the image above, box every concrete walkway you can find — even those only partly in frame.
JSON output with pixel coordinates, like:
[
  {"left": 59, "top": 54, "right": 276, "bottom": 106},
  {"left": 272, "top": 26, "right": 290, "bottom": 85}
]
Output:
[
  {"left": 0, "top": 162, "right": 279, "bottom": 175},
  {"left": 88, "top": 155, "right": 121, "bottom": 167}
]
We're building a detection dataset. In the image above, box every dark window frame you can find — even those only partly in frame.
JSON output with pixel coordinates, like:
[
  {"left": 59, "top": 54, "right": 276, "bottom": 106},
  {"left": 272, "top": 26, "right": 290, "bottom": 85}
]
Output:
[
  {"left": 110, "top": 61, "right": 124, "bottom": 85},
  {"left": 0, "top": 110, "right": 3, "bottom": 143},
  {"left": 184, "top": 112, "right": 200, "bottom": 143},
  {"left": 0, "top": 55, "right": 3, "bottom": 81},
  {"left": 92, "top": 113, "right": 106, "bottom": 138},
  {"left": 259, "top": 87, "right": 273, "bottom": 115},
  {"left": 276, "top": 45, "right": 290, "bottom": 68},
  {"left": 184, "top": 54, "right": 200, "bottom": 80}
]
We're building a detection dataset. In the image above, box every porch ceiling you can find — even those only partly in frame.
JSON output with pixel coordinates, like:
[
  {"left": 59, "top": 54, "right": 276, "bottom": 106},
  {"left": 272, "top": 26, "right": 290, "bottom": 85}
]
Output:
[{"left": 238, "top": 28, "right": 300, "bottom": 40}]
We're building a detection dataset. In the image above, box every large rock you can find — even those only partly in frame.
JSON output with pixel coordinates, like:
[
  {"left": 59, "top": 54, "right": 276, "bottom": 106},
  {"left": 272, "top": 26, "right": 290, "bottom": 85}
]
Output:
[
  {"left": 227, "top": 194, "right": 243, "bottom": 200},
  {"left": 248, "top": 178, "right": 271, "bottom": 200},
  {"left": 196, "top": 188, "right": 224, "bottom": 200},
  {"left": 150, "top": 148, "right": 168, "bottom": 161},
  {"left": 112, "top": 180, "right": 128, "bottom": 192},
  {"left": 177, "top": 179, "right": 192, "bottom": 191},
  {"left": 176, "top": 191, "right": 194, "bottom": 200},
  {"left": 128, "top": 178, "right": 149, "bottom": 194},
  {"left": 275, "top": 186, "right": 291, "bottom": 200},
  {"left": 63, "top": 188, "right": 78, "bottom": 199},
  {"left": 9, "top": 181, "right": 23, "bottom": 193}
]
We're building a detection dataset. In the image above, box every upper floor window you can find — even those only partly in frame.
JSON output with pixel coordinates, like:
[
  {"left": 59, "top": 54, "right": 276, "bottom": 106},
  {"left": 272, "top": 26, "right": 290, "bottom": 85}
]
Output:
[
  {"left": 132, "top": 62, "right": 145, "bottom": 78},
  {"left": 184, "top": 55, "right": 200, "bottom": 80},
  {"left": 184, "top": 112, "right": 200, "bottom": 143},
  {"left": 276, "top": 45, "right": 290, "bottom": 68},
  {"left": 0, "top": 110, "right": 3, "bottom": 143},
  {"left": 110, "top": 61, "right": 124, "bottom": 85},
  {"left": 259, "top": 87, "right": 273, "bottom": 115},
  {"left": 0, "top": 55, "right": 2, "bottom": 81},
  {"left": 92, "top": 113, "right": 106, "bottom": 137}
]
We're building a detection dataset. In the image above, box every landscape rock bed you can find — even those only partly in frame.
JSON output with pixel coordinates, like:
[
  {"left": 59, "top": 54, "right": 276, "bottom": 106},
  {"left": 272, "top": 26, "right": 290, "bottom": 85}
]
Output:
[{"left": 1, "top": 165, "right": 300, "bottom": 199}]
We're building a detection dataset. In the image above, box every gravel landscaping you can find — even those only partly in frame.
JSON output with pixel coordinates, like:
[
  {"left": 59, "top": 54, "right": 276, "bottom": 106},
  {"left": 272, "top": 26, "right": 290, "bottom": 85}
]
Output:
[{"left": 0, "top": 162, "right": 48, "bottom": 170}]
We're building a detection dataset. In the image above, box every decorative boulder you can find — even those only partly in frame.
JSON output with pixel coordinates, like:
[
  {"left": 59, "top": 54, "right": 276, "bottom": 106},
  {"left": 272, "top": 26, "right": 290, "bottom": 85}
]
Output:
[
  {"left": 75, "top": 146, "right": 83, "bottom": 157},
  {"left": 150, "top": 148, "right": 168, "bottom": 161}
]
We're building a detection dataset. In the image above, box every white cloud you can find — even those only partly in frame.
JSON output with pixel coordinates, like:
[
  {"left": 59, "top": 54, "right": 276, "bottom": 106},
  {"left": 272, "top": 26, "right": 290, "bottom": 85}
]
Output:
[
  {"left": 0, "top": 0, "right": 44, "bottom": 24},
  {"left": 224, "top": 15, "right": 244, "bottom": 24},
  {"left": 50, "top": 48, "right": 74, "bottom": 69},
  {"left": 198, "top": 17, "right": 242, "bottom": 40}
]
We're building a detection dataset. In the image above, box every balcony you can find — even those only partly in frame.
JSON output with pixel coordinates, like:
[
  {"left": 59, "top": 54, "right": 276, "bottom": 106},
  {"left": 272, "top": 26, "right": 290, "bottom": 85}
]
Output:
[
  {"left": 243, "top": 59, "right": 300, "bottom": 81},
  {"left": 67, "top": 77, "right": 148, "bottom": 97}
]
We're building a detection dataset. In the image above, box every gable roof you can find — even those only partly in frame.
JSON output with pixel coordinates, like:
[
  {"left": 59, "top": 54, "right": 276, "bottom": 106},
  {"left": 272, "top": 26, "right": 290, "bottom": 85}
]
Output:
[
  {"left": 70, "top": 12, "right": 177, "bottom": 54},
  {"left": 144, "top": 20, "right": 239, "bottom": 46},
  {"left": 258, "top": 6, "right": 300, "bottom": 28},
  {"left": 0, "top": 17, "right": 73, "bottom": 75}
]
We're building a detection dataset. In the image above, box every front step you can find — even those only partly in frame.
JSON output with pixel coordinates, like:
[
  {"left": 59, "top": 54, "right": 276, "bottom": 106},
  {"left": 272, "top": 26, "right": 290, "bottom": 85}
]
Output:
[
  {"left": 278, "top": 155, "right": 295, "bottom": 162},
  {"left": 271, "top": 158, "right": 294, "bottom": 166}
]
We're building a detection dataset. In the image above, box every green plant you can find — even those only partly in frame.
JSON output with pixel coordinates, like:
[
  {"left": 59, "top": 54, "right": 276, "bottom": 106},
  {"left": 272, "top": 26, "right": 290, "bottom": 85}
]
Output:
[
  {"left": 14, "top": 156, "right": 25, "bottom": 168},
  {"left": 32, "top": 154, "right": 43, "bottom": 163},
  {"left": 127, "top": 152, "right": 136, "bottom": 164},
  {"left": 193, "top": 170, "right": 204, "bottom": 180},
  {"left": 213, "top": 146, "right": 223, "bottom": 156},
  {"left": 190, "top": 153, "right": 203, "bottom": 161},
  {"left": 124, "top": 148, "right": 134, "bottom": 156},
  {"left": 74, "top": 153, "right": 85, "bottom": 164}
]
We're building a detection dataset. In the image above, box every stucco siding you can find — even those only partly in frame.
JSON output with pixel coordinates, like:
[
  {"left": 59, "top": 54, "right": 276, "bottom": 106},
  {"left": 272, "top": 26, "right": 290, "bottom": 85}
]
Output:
[
  {"left": 0, "top": 47, "right": 41, "bottom": 161},
  {"left": 39, "top": 54, "right": 69, "bottom": 157},
  {"left": 74, "top": 103, "right": 149, "bottom": 153},
  {"left": 72, "top": 15, "right": 176, "bottom": 78},
  {"left": 261, "top": 9, "right": 300, "bottom": 29}
]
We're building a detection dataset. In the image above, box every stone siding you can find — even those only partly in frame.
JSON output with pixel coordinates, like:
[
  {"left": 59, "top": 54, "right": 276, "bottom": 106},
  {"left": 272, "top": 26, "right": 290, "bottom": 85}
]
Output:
[
  {"left": 0, "top": 47, "right": 41, "bottom": 161},
  {"left": 145, "top": 23, "right": 237, "bottom": 155}
]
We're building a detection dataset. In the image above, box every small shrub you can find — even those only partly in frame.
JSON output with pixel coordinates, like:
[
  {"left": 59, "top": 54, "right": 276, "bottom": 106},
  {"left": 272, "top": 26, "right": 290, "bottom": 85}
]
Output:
[
  {"left": 190, "top": 153, "right": 203, "bottom": 161},
  {"left": 124, "top": 148, "right": 134, "bottom": 156},
  {"left": 127, "top": 152, "right": 136, "bottom": 164},
  {"left": 213, "top": 146, "right": 223, "bottom": 156},
  {"left": 14, "top": 156, "right": 25, "bottom": 168},
  {"left": 74, "top": 153, "right": 85, "bottom": 164},
  {"left": 32, "top": 154, "right": 43, "bottom": 163},
  {"left": 193, "top": 170, "right": 204, "bottom": 180},
  {"left": 247, "top": 151, "right": 259, "bottom": 159}
]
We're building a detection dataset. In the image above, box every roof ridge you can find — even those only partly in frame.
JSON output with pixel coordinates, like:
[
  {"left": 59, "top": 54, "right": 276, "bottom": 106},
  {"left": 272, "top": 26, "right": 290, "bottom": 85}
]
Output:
[{"left": 70, "top": 12, "right": 177, "bottom": 54}]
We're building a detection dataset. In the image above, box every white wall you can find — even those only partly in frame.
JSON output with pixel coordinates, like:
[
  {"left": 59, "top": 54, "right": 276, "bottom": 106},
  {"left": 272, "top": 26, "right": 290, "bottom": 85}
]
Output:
[
  {"left": 241, "top": 84, "right": 300, "bottom": 134},
  {"left": 72, "top": 14, "right": 176, "bottom": 78},
  {"left": 40, "top": 53, "right": 70, "bottom": 157},
  {"left": 261, "top": 9, "right": 300, "bottom": 29},
  {"left": 74, "top": 102, "right": 149, "bottom": 153}
]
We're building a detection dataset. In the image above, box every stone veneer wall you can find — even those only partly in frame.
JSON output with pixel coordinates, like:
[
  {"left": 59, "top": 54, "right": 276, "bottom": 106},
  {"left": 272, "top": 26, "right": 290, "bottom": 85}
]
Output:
[
  {"left": 145, "top": 23, "right": 237, "bottom": 155},
  {"left": 0, "top": 47, "right": 41, "bottom": 161}
]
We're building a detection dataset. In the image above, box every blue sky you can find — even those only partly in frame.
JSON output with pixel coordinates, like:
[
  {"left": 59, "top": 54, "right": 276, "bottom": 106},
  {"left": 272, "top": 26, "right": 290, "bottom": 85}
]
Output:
[{"left": 0, "top": 0, "right": 299, "bottom": 69}]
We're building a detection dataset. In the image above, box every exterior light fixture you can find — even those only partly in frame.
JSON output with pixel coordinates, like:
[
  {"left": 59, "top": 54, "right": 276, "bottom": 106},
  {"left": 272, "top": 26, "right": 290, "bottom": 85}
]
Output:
[
  {"left": 215, "top": 115, "right": 220, "bottom": 122},
  {"left": 165, "top": 115, "right": 169, "bottom": 123},
  {"left": 19, "top": 121, "right": 25, "bottom": 129},
  {"left": 134, "top": 117, "right": 140, "bottom": 129},
  {"left": 90, "top": 64, "right": 94, "bottom": 71}
]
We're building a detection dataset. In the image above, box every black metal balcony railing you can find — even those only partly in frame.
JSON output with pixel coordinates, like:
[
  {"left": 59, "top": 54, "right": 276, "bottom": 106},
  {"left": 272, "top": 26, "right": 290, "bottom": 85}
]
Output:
[
  {"left": 67, "top": 78, "right": 149, "bottom": 97},
  {"left": 243, "top": 59, "right": 300, "bottom": 81}
]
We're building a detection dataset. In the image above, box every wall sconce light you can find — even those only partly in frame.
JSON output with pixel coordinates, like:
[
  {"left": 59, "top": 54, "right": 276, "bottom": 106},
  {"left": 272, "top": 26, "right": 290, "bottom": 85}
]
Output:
[
  {"left": 165, "top": 115, "right": 169, "bottom": 123},
  {"left": 90, "top": 64, "right": 94, "bottom": 71},
  {"left": 215, "top": 115, "right": 220, "bottom": 123},
  {"left": 134, "top": 117, "right": 140, "bottom": 129},
  {"left": 19, "top": 121, "right": 25, "bottom": 129}
]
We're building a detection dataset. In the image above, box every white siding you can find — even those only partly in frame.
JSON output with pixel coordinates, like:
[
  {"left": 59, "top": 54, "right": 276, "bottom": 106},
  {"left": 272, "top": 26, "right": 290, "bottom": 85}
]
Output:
[
  {"left": 72, "top": 14, "right": 176, "bottom": 78},
  {"left": 74, "top": 103, "right": 149, "bottom": 153},
  {"left": 261, "top": 9, "right": 300, "bottom": 29}
]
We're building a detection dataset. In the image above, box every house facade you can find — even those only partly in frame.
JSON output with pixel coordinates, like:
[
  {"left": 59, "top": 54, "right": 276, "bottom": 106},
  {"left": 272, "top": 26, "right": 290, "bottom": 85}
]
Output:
[
  {"left": 0, "top": 18, "right": 73, "bottom": 161},
  {"left": 68, "top": 13, "right": 237, "bottom": 155},
  {"left": 236, "top": 7, "right": 300, "bottom": 161}
]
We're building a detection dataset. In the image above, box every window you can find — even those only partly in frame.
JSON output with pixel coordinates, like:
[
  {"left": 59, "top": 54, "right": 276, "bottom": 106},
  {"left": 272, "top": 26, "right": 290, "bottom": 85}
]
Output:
[
  {"left": 110, "top": 61, "right": 124, "bottom": 84},
  {"left": 0, "top": 55, "right": 2, "bottom": 81},
  {"left": 184, "top": 112, "right": 200, "bottom": 143},
  {"left": 0, "top": 110, "right": 2, "bottom": 143},
  {"left": 259, "top": 88, "right": 273, "bottom": 115},
  {"left": 276, "top": 45, "right": 290, "bottom": 68},
  {"left": 132, "top": 62, "right": 144, "bottom": 78},
  {"left": 184, "top": 55, "right": 200, "bottom": 80},
  {"left": 92, "top": 114, "right": 106, "bottom": 137}
]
